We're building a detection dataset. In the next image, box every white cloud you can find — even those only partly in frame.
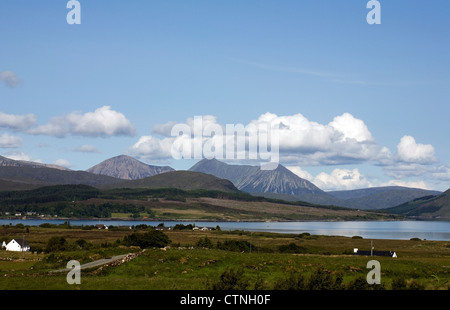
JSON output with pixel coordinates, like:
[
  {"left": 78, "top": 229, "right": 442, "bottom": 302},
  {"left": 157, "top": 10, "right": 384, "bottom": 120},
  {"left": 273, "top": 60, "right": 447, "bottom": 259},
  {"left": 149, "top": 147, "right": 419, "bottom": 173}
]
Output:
[
  {"left": 130, "top": 113, "right": 447, "bottom": 191},
  {"left": 381, "top": 180, "right": 430, "bottom": 190},
  {"left": 0, "top": 134, "right": 22, "bottom": 148},
  {"left": 312, "top": 168, "right": 372, "bottom": 191},
  {"left": 53, "top": 159, "right": 73, "bottom": 169},
  {"left": 134, "top": 112, "right": 390, "bottom": 166},
  {"left": 329, "top": 112, "right": 374, "bottom": 143},
  {"left": 383, "top": 163, "right": 429, "bottom": 179},
  {"left": 152, "top": 121, "right": 179, "bottom": 137},
  {"left": 74, "top": 145, "right": 100, "bottom": 153},
  {"left": 286, "top": 166, "right": 314, "bottom": 181},
  {"left": 28, "top": 106, "right": 136, "bottom": 138},
  {"left": 432, "top": 165, "right": 450, "bottom": 181},
  {"left": 0, "top": 111, "right": 37, "bottom": 131},
  {"left": 396, "top": 135, "right": 436, "bottom": 164},
  {"left": 128, "top": 135, "right": 174, "bottom": 160},
  {"left": 288, "top": 166, "right": 373, "bottom": 191},
  {"left": 379, "top": 135, "right": 437, "bottom": 181},
  {"left": 3, "top": 151, "right": 41, "bottom": 162},
  {"left": 0, "top": 71, "right": 22, "bottom": 87},
  {"left": 250, "top": 112, "right": 385, "bottom": 166}
]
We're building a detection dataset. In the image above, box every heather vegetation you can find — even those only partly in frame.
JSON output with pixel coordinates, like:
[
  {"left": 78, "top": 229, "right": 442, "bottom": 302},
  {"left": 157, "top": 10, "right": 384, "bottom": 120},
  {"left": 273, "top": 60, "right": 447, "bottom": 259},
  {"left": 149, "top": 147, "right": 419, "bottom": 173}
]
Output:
[{"left": 1, "top": 224, "right": 449, "bottom": 290}]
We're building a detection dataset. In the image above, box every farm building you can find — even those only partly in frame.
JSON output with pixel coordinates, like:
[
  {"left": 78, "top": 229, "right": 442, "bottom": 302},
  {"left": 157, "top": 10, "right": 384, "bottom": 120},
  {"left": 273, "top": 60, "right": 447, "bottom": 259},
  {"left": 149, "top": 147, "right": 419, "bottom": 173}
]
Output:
[
  {"left": 5, "top": 239, "right": 30, "bottom": 252},
  {"left": 353, "top": 248, "right": 397, "bottom": 258}
]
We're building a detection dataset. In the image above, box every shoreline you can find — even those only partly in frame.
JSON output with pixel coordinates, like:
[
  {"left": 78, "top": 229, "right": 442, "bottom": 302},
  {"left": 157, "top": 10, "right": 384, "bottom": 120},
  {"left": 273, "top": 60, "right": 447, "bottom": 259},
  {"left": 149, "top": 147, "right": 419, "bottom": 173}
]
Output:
[
  {"left": 2, "top": 218, "right": 450, "bottom": 241},
  {"left": 1, "top": 214, "right": 449, "bottom": 223},
  {"left": 0, "top": 216, "right": 415, "bottom": 223}
]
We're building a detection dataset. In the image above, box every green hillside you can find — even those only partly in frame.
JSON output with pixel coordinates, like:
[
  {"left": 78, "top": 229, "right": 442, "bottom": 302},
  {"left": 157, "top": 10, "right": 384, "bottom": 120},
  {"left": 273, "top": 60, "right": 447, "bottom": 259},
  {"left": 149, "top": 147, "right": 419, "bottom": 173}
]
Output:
[
  {"left": 0, "top": 166, "right": 122, "bottom": 190},
  {"left": 386, "top": 188, "right": 450, "bottom": 220},
  {"left": 100, "top": 170, "right": 241, "bottom": 193}
]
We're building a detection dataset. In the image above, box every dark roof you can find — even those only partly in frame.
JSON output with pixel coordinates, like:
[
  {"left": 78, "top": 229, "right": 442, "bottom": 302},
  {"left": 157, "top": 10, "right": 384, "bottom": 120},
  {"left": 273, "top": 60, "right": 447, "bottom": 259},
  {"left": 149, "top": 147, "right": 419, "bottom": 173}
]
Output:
[
  {"left": 354, "top": 250, "right": 395, "bottom": 257},
  {"left": 14, "top": 239, "right": 30, "bottom": 247}
]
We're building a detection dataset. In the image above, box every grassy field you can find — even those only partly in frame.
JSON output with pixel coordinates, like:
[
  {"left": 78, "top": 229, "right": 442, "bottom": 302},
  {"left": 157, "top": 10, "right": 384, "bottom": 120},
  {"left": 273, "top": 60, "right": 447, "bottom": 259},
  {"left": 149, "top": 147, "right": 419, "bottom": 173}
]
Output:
[{"left": 1, "top": 225, "right": 449, "bottom": 290}]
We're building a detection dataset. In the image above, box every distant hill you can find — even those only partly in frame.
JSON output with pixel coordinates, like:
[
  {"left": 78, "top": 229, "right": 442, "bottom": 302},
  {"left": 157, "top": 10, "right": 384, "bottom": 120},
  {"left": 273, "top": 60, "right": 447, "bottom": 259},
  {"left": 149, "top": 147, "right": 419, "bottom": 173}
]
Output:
[
  {"left": 0, "top": 155, "right": 69, "bottom": 171},
  {"left": 100, "top": 170, "right": 240, "bottom": 193},
  {"left": 86, "top": 155, "right": 174, "bottom": 180},
  {"left": 327, "top": 186, "right": 442, "bottom": 210},
  {"left": 0, "top": 165, "right": 123, "bottom": 191},
  {"left": 0, "top": 156, "right": 122, "bottom": 191},
  {"left": 385, "top": 188, "right": 450, "bottom": 220},
  {"left": 189, "top": 158, "right": 340, "bottom": 205},
  {"left": 188, "top": 159, "right": 444, "bottom": 210}
]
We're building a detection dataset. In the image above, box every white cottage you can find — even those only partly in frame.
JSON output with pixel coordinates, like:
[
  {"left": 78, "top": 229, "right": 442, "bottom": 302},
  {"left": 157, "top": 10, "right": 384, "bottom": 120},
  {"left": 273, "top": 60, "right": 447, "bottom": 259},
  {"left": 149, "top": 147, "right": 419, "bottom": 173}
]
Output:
[{"left": 5, "top": 239, "right": 30, "bottom": 252}]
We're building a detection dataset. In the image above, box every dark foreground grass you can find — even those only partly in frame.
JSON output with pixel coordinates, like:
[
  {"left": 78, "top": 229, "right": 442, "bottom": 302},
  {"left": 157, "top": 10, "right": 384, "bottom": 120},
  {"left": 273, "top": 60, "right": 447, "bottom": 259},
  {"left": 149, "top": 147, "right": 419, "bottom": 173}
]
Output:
[
  {"left": 2, "top": 248, "right": 449, "bottom": 290},
  {"left": 1, "top": 229, "right": 449, "bottom": 290}
]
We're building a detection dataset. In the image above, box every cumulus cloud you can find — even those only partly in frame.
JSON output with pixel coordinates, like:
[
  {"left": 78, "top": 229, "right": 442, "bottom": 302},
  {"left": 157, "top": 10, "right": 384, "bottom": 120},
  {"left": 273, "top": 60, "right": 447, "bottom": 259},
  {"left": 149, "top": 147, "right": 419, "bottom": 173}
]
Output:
[
  {"left": 286, "top": 166, "right": 314, "bottom": 181},
  {"left": 313, "top": 168, "right": 372, "bottom": 191},
  {"left": 28, "top": 106, "right": 136, "bottom": 138},
  {"left": 0, "top": 134, "right": 22, "bottom": 148},
  {"left": 432, "top": 165, "right": 450, "bottom": 181},
  {"left": 396, "top": 135, "right": 436, "bottom": 164},
  {"left": 0, "top": 111, "right": 37, "bottom": 131},
  {"left": 287, "top": 165, "right": 437, "bottom": 191},
  {"left": 0, "top": 71, "right": 22, "bottom": 87},
  {"left": 53, "top": 159, "right": 73, "bottom": 169},
  {"left": 381, "top": 180, "right": 430, "bottom": 190},
  {"left": 129, "top": 112, "right": 445, "bottom": 189},
  {"left": 249, "top": 112, "right": 384, "bottom": 166},
  {"left": 329, "top": 113, "right": 374, "bottom": 143},
  {"left": 131, "top": 112, "right": 390, "bottom": 165},
  {"left": 3, "top": 151, "right": 40, "bottom": 162},
  {"left": 287, "top": 166, "right": 373, "bottom": 191},
  {"left": 152, "top": 121, "right": 179, "bottom": 137},
  {"left": 128, "top": 135, "right": 174, "bottom": 160},
  {"left": 383, "top": 163, "right": 429, "bottom": 179},
  {"left": 380, "top": 135, "right": 437, "bottom": 180},
  {"left": 306, "top": 168, "right": 372, "bottom": 191}
]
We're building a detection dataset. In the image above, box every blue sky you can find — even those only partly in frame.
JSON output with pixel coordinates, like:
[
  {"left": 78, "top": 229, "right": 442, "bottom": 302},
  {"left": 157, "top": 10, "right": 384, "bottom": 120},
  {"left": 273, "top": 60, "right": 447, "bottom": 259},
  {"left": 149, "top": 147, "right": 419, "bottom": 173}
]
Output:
[{"left": 0, "top": 1, "right": 449, "bottom": 191}]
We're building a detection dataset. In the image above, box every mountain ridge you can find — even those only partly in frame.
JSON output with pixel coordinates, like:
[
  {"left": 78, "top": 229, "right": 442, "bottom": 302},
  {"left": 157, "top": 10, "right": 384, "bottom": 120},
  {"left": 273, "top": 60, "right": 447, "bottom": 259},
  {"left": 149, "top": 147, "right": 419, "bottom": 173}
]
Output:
[
  {"left": 0, "top": 155, "right": 445, "bottom": 214},
  {"left": 99, "top": 170, "right": 240, "bottom": 193},
  {"left": 386, "top": 188, "right": 450, "bottom": 220},
  {"left": 189, "top": 158, "right": 340, "bottom": 205},
  {"left": 0, "top": 155, "right": 69, "bottom": 171},
  {"left": 327, "top": 186, "right": 442, "bottom": 210},
  {"left": 188, "top": 158, "right": 442, "bottom": 210},
  {"left": 86, "top": 155, "right": 174, "bottom": 180}
]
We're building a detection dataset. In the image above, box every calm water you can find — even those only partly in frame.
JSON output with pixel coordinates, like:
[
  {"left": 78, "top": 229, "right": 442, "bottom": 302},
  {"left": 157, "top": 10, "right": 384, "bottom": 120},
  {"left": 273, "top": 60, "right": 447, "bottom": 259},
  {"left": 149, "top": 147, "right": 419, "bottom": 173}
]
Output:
[{"left": 1, "top": 219, "right": 450, "bottom": 241}]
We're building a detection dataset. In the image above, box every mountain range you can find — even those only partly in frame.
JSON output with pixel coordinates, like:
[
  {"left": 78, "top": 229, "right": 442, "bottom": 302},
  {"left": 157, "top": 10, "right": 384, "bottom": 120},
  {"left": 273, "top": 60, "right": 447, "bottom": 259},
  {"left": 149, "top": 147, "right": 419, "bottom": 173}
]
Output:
[
  {"left": 0, "top": 154, "right": 447, "bottom": 217},
  {"left": 86, "top": 155, "right": 174, "bottom": 180},
  {"left": 327, "top": 186, "right": 442, "bottom": 210},
  {"left": 0, "top": 155, "right": 69, "bottom": 171},
  {"left": 189, "top": 158, "right": 442, "bottom": 210},
  {"left": 0, "top": 155, "right": 239, "bottom": 194},
  {"left": 189, "top": 158, "right": 343, "bottom": 206},
  {"left": 0, "top": 156, "right": 122, "bottom": 191}
]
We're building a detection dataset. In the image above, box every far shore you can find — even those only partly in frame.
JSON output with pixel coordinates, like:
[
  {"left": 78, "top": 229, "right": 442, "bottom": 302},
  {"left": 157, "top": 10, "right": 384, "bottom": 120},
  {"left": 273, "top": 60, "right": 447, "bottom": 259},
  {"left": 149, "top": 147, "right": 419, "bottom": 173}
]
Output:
[{"left": 0, "top": 216, "right": 447, "bottom": 223}]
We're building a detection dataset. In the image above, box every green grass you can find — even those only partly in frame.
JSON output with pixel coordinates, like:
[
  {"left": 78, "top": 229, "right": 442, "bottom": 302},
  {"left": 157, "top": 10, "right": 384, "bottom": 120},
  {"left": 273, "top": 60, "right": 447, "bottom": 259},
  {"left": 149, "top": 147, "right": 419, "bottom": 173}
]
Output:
[
  {"left": 1, "top": 228, "right": 449, "bottom": 290},
  {"left": 3, "top": 248, "right": 448, "bottom": 290}
]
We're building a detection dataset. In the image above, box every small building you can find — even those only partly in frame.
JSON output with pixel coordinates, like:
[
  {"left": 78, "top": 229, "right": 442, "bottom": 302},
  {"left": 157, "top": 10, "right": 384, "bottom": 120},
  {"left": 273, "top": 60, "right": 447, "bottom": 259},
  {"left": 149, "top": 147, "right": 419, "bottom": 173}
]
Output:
[
  {"left": 5, "top": 239, "right": 30, "bottom": 252},
  {"left": 192, "top": 227, "right": 211, "bottom": 231},
  {"left": 96, "top": 224, "right": 108, "bottom": 230},
  {"left": 353, "top": 248, "right": 397, "bottom": 258}
]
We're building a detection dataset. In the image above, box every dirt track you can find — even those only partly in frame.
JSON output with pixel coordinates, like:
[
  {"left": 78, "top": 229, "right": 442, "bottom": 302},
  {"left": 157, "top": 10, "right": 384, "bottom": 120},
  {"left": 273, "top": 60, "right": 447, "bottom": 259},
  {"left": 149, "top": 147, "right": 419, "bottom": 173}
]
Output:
[{"left": 49, "top": 253, "right": 132, "bottom": 273}]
